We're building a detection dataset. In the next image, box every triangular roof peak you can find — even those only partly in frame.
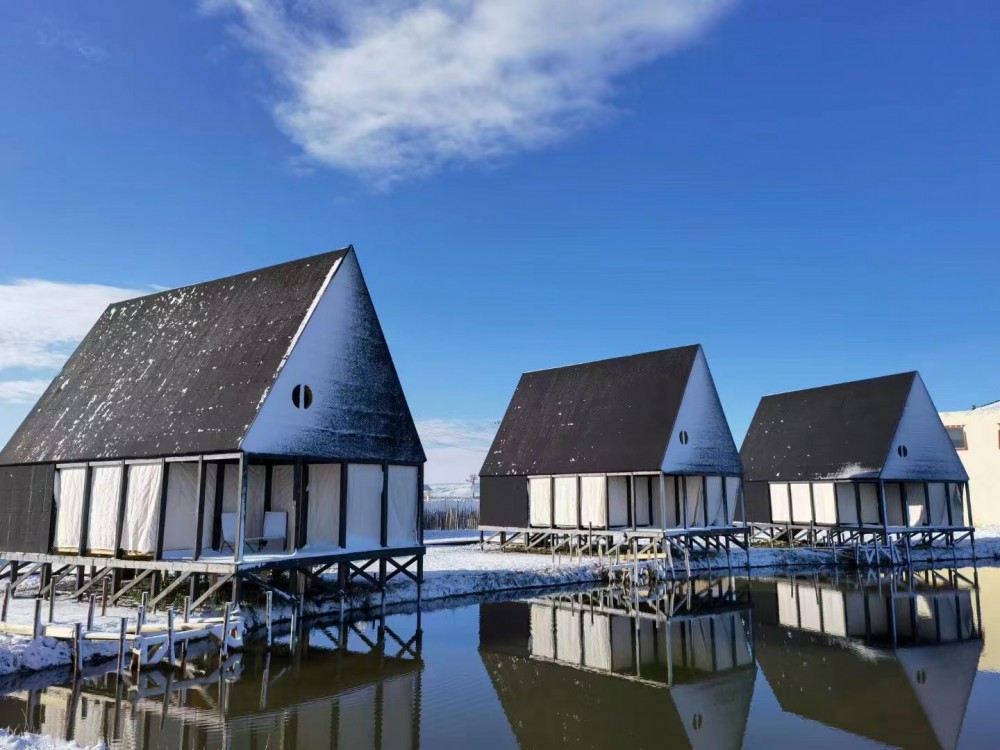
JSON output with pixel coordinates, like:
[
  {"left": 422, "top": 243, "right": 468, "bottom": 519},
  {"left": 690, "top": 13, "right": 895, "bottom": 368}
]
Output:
[
  {"left": 0, "top": 245, "right": 422, "bottom": 466},
  {"left": 481, "top": 344, "right": 740, "bottom": 476},
  {"left": 741, "top": 371, "right": 965, "bottom": 482}
]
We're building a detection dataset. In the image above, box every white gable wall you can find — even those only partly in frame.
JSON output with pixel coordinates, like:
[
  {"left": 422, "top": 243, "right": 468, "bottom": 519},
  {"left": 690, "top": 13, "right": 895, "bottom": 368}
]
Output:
[
  {"left": 881, "top": 375, "right": 968, "bottom": 482},
  {"left": 661, "top": 347, "right": 742, "bottom": 476}
]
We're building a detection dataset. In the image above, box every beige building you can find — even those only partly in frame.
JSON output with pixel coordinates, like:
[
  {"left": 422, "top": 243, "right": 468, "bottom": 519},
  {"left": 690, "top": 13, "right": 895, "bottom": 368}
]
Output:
[{"left": 940, "top": 401, "right": 1000, "bottom": 527}]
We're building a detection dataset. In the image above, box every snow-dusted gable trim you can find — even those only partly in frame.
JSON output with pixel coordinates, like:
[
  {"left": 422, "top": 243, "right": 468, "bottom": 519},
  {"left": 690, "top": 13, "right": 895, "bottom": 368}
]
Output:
[
  {"left": 241, "top": 248, "right": 424, "bottom": 463},
  {"left": 661, "top": 347, "right": 742, "bottom": 476},
  {"left": 880, "top": 374, "right": 968, "bottom": 482}
]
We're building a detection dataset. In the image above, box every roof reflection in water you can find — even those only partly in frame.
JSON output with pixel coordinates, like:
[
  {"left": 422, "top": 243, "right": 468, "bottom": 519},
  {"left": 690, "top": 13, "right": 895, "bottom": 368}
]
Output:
[
  {"left": 479, "top": 577, "right": 757, "bottom": 749},
  {"left": 751, "top": 568, "right": 982, "bottom": 750}
]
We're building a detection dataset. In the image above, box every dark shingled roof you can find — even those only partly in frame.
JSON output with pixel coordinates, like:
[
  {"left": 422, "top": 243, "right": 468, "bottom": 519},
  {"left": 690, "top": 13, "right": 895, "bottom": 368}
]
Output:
[
  {"left": 740, "top": 372, "right": 916, "bottom": 482},
  {"left": 480, "top": 346, "right": 699, "bottom": 476},
  {"left": 0, "top": 249, "right": 349, "bottom": 464}
]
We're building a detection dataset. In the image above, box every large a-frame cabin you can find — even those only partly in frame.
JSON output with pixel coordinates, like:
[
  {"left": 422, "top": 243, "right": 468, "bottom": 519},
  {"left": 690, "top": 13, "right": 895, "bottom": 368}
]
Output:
[
  {"left": 479, "top": 345, "right": 746, "bottom": 559},
  {"left": 0, "top": 246, "right": 425, "bottom": 604},
  {"left": 740, "top": 371, "right": 972, "bottom": 555}
]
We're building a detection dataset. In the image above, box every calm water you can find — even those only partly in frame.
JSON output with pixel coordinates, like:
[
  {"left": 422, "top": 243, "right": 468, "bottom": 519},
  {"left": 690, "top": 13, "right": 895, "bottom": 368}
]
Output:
[{"left": 3, "top": 565, "right": 1000, "bottom": 749}]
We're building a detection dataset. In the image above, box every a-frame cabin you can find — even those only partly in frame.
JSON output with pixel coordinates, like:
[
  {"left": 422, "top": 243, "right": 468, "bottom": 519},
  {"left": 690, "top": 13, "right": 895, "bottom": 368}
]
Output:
[
  {"left": 0, "top": 246, "right": 425, "bottom": 604},
  {"left": 479, "top": 345, "right": 746, "bottom": 557},
  {"left": 740, "top": 372, "right": 972, "bottom": 554}
]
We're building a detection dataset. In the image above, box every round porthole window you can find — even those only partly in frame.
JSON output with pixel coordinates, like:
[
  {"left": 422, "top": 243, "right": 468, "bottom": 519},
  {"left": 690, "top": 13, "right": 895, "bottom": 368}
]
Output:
[
  {"left": 679, "top": 430, "right": 690, "bottom": 445},
  {"left": 897, "top": 445, "right": 908, "bottom": 458},
  {"left": 292, "top": 384, "right": 313, "bottom": 409}
]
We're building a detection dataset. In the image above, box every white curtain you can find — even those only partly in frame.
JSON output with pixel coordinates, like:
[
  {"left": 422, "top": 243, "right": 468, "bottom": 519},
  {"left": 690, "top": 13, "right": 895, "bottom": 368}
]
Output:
[
  {"left": 777, "top": 581, "right": 798, "bottom": 628},
  {"left": 885, "top": 483, "right": 905, "bottom": 526},
  {"left": 634, "top": 477, "right": 651, "bottom": 526},
  {"left": 223, "top": 464, "right": 239, "bottom": 513},
  {"left": 790, "top": 483, "right": 812, "bottom": 523},
  {"left": 54, "top": 467, "right": 87, "bottom": 551},
  {"left": 582, "top": 613, "right": 612, "bottom": 671},
  {"left": 906, "top": 483, "right": 928, "bottom": 527},
  {"left": 307, "top": 463, "right": 341, "bottom": 547},
  {"left": 859, "top": 483, "right": 881, "bottom": 524},
  {"left": 579, "top": 476, "right": 607, "bottom": 528},
  {"left": 663, "top": 476, "right": 680, "bottom": 528},
  {"left": 948, "top": 483, "right": 965, "bottom": 526},
  {"left": 337, "top": 685, "right": 377, "bottom": 750},
  {"left": 529, "top": 477, "right": 552, "bottom": 526},
  {"left": 530, "top": 604, "right": 555, "bottom": 659},
  {"left": 725, "top": 477, "right": 741, "bottom": 525},
  {"left": 705, "top": 476, "right": 725, "bottom": 526},
  {"left": 770, "top": 483, "right": 790, "bottom": 523},
  {"left": 821, "top": 589, "right": 847, "bottom": 637},
  {"left": 836, "top": 482, "right": 859, "bottom": 525},
  {"left": 813, "top": 482, "right": 837, "bottom": 525},
  {"left": 553, "top": 477, "right": 578, "bottom": 528},
  {"left": 387, "top": 465, "right": 419, "bottom": 546},
  {"left": 246, "top": 465, "right": 266, "bottom": 539},
  {"left": 610, "top": 615, "right": 633, "bottom": 671},
  {"left": 121, "top": 463, "right": 162, "bottom": 555},
  {"left": 608, "top": 476, "right": 629, "bottom": 527},
  {"left": 684, "top": 476, "right": 704, "bottom": 527},
  {"left": 381, "top": 673, "right": 417, "bottom": 750},
  {"left": 347, "top": 464, "right": 383, "bottom": 548},
  {"left": 162, "top": 463, "right": 198, "bottom": 552},
  {"left": 555, "top": 607, "right": 581, "bottom": 664},
  {"left": 926, "top": 483, "right": 949, "bottom": 526},
  {"left": 87, "top": 465, "right": 121, "bottom": 554}
]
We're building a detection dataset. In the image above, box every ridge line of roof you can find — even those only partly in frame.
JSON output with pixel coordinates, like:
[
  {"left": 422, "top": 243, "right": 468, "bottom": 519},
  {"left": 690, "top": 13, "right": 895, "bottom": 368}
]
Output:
[
  {"left": 520, "top": 344, "right": 701, "bottom": 376},
  {"left": 105, "top": 246, "right": 353, "bottom": 308},
  {"left": 758, "top": 371, "right": 917, "bottom": 401}
]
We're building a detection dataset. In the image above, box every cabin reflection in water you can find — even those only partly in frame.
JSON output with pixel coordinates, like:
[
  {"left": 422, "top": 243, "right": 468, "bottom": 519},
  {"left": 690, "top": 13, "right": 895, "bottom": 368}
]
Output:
[
  {"left": 478, "top": 580, "right": 757, "bottom": 749},
  {"left": 752, "top": 570, "right": 982, "bottom": 750},
  {"left": 0, "top": 612, "right": 423, "bottom": 749}
]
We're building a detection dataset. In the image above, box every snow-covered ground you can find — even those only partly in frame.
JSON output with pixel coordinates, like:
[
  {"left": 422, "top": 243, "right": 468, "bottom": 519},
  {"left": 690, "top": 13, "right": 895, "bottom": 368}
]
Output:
[
  {"left": 424, "top": 482, "right": 478, "bottom": 501},
  {"left": 0, "top": 730, "right": 100, "bottom": 749}
]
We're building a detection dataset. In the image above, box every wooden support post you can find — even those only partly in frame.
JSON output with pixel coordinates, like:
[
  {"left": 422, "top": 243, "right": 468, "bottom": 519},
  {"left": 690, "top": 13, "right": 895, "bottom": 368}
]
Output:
[
  {"left": 550, "top": 476, "right": 555, "bottom": 531},
  {"left": 48, "top": 588, "right": 56, "bottom": 623},
  {"left": 235, "top": 455, "right": 248, "bottom": 563},
  {"left": 659, "top": 474, "right": 668, "bottom": 531},
  {"left": 117, "top": 618, "right": 128, "bottom": 675},
  {"left": 73, "top": 622, "right": 83, "bottom": 673},
  {"left": 0, "top": 583, "right": 7, "bottom": 622},
  {"left": 221, "top": 603, "right": 232, "bottom": 659},
  {"left": 114, "top": 460, "right": 129, "bottom": 559},
  {"left": 721, "top": 475, "right": 730, "bottom": 529},
  {"left": 167, "top": 609, "right": 175, "bottom": 665},
  {"left": 183, "top": 595, "right": 191, "bottom": 624},
  {"left": 417, "top": 464, "right": 425, "bottom": 546},
  {"left": 193, "top": 456, "right": 207, "bottom": 560},
  {"left": 965, "top": 482, "right": 975, "bottom": 528},
  {"left": 680, "top": 476, "right": 689, "bottom": 529},
  {"left": 265, "top": 590, "right": 274, "bottom": 648},
  {"left": 33, "top": 599, "right": 42, "bottom": 638},
  {"left": 87, "top": 594, "right": 96, "bottom": 630},
  {"left": 101, "top": 577, "right": 108, "bottom": 617},
  {"left": 78, "top": 464, "right": 94, "bottom": 558},
  {"left": 154, "top": 459, "right": 170, "bottom": 561},
  {"left": 380, "top": 462, "right": 389, "bottom": 547},
  {"left": 629, "top": 475, "right": 637, "bottom": 531},
  {"left": 212, "top": 463, "right": 226, "bottom": 550},
  {"left": 338, "top": 462, "right": 348, "bottom": 549}
]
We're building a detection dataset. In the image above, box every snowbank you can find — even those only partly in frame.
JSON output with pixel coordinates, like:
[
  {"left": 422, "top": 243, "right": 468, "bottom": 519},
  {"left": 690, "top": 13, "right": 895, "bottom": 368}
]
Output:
[{"left": 0, "top": 730, "right": 101, "bottom": 750}]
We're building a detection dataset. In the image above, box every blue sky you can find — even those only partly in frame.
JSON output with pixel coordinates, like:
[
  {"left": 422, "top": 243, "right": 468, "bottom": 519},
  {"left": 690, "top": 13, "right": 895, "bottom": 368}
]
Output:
[{"left": 0, "top": 1, "right": 997, "bottom": 482}]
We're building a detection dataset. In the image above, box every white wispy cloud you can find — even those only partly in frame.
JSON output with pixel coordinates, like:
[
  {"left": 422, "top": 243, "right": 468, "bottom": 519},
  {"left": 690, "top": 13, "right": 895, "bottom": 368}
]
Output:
[
  {"left": 0, "top": 279, "right": 153, "bottom": 407},
  {"left": 35, "top": 23, "right": 108, "bottom": 61},
  {"left": 416, "top": 418, "right": 497, "bottom": 483},
  {"left": 0, "top": 380, "right": 51, "bottom": 404},
  {"left": 204, "top": 0, "right": 734, "bottom": 186}
]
